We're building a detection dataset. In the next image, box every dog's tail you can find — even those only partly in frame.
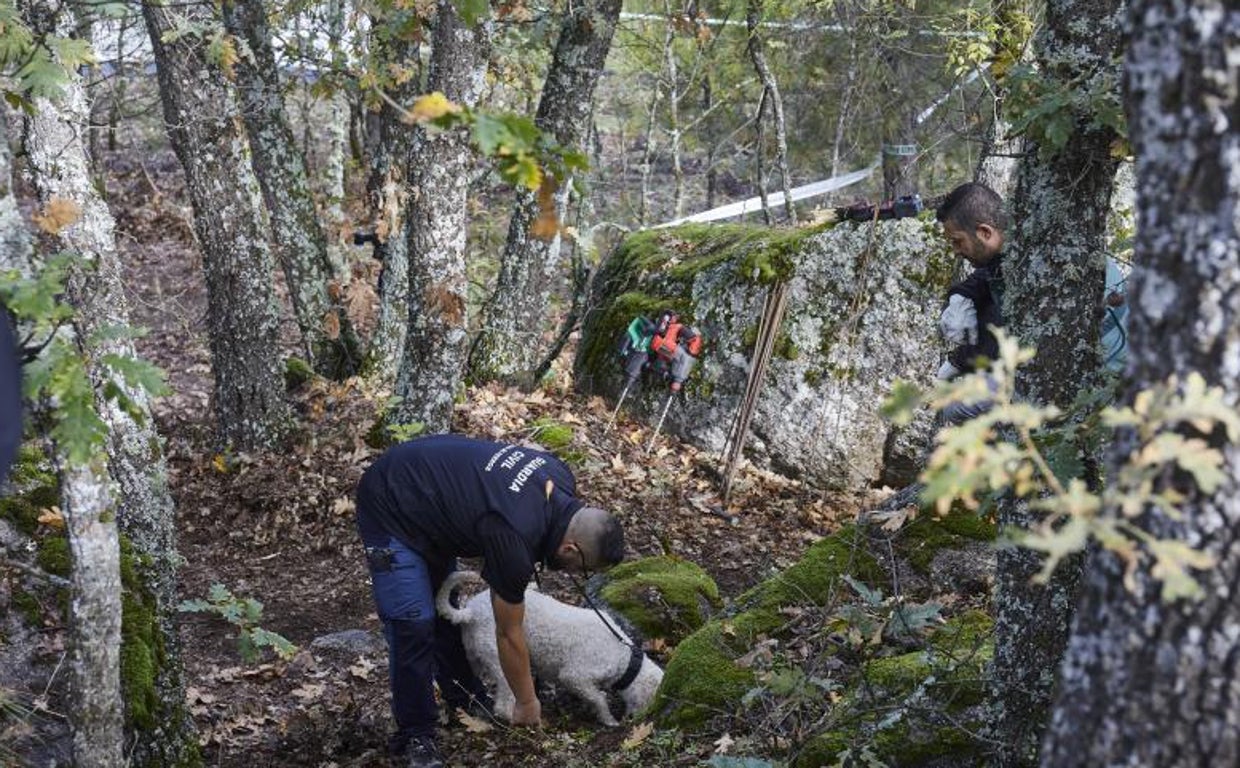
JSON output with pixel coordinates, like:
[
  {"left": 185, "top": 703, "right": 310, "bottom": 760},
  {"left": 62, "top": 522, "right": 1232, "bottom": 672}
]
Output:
[{"left": 436, "top": 570, "right": 486, "bottom": 624}]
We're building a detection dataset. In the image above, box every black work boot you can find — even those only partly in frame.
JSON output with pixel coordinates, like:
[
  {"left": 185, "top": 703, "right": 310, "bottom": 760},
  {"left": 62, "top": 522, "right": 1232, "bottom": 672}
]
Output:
[{"left": 406, "top": 736, "right": 444, "bottom": 768}]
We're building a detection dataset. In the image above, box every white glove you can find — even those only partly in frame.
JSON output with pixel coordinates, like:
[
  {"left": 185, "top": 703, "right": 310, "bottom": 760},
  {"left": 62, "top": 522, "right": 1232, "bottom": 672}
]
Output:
[
  {"left": 937, "top": 361, "right": 961, "bottom": 380},
  {"left": 940, "top": 294, "right": 978, "bottom": 347}
]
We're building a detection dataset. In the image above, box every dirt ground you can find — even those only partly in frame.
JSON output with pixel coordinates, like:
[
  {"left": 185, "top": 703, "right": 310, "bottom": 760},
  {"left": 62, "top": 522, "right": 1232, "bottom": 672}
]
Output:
[{"left": 81, "top": 131, "right": 870, "bottom": 768}]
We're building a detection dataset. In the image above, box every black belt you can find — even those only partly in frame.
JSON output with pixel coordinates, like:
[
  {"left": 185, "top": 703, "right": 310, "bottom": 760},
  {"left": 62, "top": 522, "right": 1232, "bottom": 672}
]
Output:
[{"left": 611, "top": 641, "right": 646, "bottom": 692}]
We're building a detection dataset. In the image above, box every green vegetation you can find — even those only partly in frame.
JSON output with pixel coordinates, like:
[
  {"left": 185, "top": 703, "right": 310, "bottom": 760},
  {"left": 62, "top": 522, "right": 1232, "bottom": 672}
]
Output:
[
  {"left": 651, "top": 616, "right": 768, "bottom": 728},
  {"left": 739, "top": 525, "right": 883, "bottom": 611},
  {"left": 654, "top": 526, "right": 884, "bottom": 728},
  {"left": 796, "top": 612, "right": 994, "bottom": 767},
  {"left": 0, "top": 447, "right": 58, "bottom": 537},
  {"left": 600, "top": 555, "right": 722, "bottom": 643},
  {"left": 179, "top": 584, "right": 297, "bottom": 664},
  {"left": 898, "top": 509, "right": 997, "bottom": 573},
  {"left": 283, "top": 356, "right": 315, "bottom": 392},
  {"left": 119, "top": 539, "right": 161, "bottom": 730},
  {"left": 529, "top": 417, "right": 583, "bottom": 466}
]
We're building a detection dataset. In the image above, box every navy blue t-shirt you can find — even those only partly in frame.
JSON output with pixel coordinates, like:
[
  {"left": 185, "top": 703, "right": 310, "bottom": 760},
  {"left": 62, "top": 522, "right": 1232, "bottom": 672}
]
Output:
[{"left": 356, "top": 434, "right": 582, "bottom": 602}]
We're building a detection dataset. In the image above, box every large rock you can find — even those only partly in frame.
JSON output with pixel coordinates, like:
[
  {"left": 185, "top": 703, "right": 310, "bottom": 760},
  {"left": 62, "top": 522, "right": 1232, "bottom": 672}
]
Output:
[
  {"left": 575, "top": 219, "right": 954, "bottom": 490},
  {"left": 598, "top": 555, "right": 722, "bottom": 645}
]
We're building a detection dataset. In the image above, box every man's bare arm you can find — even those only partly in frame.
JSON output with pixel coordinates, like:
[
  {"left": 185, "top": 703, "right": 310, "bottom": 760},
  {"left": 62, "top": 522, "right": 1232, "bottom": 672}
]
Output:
[{"left": 491, "top": 592, "right": 541, "bottom": 726}]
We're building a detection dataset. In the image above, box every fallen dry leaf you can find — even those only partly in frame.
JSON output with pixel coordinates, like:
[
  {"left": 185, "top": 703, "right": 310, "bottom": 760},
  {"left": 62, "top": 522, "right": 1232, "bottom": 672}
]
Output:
[
  {"left": 37, "top": 506, "right": 65, "bottom": 529},
  {"left": 621, "top": 721, "right": 654, "bottom": 750},
  {"left": 32, "top": 197, "right": 82, "bottom": 234},
  {"left": 455, "top": 708, "right": 493, "bottom": 733},
  {"left": 290, "top": 683, "right": 325, "bottom": 701}
]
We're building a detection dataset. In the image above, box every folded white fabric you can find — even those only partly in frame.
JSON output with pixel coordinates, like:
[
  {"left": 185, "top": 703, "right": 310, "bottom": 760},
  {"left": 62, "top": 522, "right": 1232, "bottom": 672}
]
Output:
[{"left": 940, "top": 294, "right": 978, "bottom": 347}]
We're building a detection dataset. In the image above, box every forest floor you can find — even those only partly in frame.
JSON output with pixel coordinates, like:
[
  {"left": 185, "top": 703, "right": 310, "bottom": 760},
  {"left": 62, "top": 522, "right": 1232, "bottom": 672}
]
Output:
[{"left": 91, "top": 129, "right": 875, "bottom": 767}]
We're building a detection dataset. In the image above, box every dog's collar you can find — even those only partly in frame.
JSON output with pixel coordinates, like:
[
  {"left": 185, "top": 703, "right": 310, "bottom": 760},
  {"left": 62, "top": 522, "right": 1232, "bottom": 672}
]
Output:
[{"left": 611, "top": 641, "right": 646, "bottom": 692}]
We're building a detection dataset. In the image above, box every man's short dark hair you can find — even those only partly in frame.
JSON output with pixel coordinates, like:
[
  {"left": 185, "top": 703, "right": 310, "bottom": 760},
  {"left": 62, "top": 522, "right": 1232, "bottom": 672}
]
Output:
[
  {"left": 598, "top": 516, "right": 625, "bottom": 568},
  {"left": 936, "top": 182, "right": 1010, "bottom": 233}
]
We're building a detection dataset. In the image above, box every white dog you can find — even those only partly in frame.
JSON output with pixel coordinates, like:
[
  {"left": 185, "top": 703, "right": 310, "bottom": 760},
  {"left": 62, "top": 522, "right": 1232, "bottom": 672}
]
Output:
[{"left": 435, "top": 571, "right": 663, "bottom": 726}]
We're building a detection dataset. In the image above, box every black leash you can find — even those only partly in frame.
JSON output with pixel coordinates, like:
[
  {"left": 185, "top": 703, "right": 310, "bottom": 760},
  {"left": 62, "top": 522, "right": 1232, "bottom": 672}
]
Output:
[{"left": 567, "top": 571, "right": 646, "bottom": 692}]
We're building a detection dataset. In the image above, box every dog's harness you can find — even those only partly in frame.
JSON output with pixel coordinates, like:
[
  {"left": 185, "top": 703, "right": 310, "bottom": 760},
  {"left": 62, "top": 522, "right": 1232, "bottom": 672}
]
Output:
[{"left": 611, "top": 640, "right": 646, "bottom": 692}]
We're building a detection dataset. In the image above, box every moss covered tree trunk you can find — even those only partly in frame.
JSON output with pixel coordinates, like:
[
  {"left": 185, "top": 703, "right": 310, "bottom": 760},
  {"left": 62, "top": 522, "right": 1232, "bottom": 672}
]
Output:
[
  {"left": 468, "top": 0, "right": 622, "bottom": 386},
  {"left": 143, "top": 0, "right": 290, "bottom": 449},
  {"left": 991, "top": 0, "right": 1123, "bottom": 764},
  {"left": 222, "top": 0, "right": 362, "bottom": 379},
  {"left": 390, "top": 0, "right": 489, "bottom": 432},
  {"left": 20, "top": 0, "right": 198, "bottom": 760},
  {"left": 1043, "top": 3, "right": 1240, "bottom": 764}
]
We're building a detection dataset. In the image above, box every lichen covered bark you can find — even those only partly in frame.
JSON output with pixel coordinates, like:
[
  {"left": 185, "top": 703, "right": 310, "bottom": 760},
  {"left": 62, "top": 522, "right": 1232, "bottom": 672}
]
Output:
[
  {"left": 391, "top": 0, "right": 489, "bottom": 432},
  {"left": 991, "top": 0, "right": 1123, "bottom": 761},
  {"left": 143, "top": 0, "right": 290, "bottom": 449},
  {"left": 1043, "top": 2, "right": 1240, "bottom": 764},
  {"left": 59, "top": 457, "right": 124, "bottom": 766},
  {"left": 0, "top": 105, "right": 28, "bottom": 275},
  {"left": 21, "top": 2, "right": 198, "bottom": 759},
  {"left": 469, "top": 0, "right": 623, "bottom": 386},
  {"left": 364, "top": 34, "right": 420, "bottom": 385},
  {"left": 223, "top": 0, "right": 362, "bottom": 379}
]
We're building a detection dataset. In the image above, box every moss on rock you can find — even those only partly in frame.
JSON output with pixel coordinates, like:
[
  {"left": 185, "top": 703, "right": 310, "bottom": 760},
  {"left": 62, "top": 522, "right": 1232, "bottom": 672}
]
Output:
[
  {"left": 650, "top": 613, "right": 763, "bottom": 728},
  {"left": 0, "top": 446, "right": 58, "bottom": 537},
  {"left": 600, "top": 556, "right": 721, "bottom": 643},
  {"left": 740, "top": 525, "right": 883, "bottom": 611},
  {"left": 575, "top": 222, "right": 829, "bottom": 395},
  {"left": 653, "top": 526, "right": 889, "bottom": 728},
  {"left": 529, "top": 418, "right": 573, "bottom": 451},
  {"left": 897, "top": 509, "right": 997, "bottom": 574},
  {"left": 795, "top": 612, "right": 994, "bottom": 767},
  {"left": 36, "top": 536, "right": 70, "bottom": 578}
]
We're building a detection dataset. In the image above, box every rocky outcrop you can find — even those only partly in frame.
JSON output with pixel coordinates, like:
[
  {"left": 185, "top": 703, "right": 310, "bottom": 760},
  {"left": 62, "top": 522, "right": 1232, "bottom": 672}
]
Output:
[{"left": 575, "top": 219, "right": 954, "bottom": 490}]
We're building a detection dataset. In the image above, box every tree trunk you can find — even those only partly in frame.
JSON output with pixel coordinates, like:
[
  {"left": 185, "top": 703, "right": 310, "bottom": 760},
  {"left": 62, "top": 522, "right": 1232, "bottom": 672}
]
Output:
[
  {"left": 143, "top": 0, "right": 291, "bottom": 449},
  {"left": 20, "top": 1, "right": 197, "bottom": 758},
  {"left": 223, "top": 0, "right": 362, "bottom": 379},
  {"left": 5, "top": 96, "right": 125, "bottom": 768},
  {"left": 363, "top": 33, "right": 421, "bottom": 386},
  {"left": 754, "top": 88, "right": 772, "bottom": 224},
  {"left": 468, "top": 0, "right": 622, "bottom": 386},
  {"left": 58, "top": 456, "right": 124, "bottom": 767},
  {"left": 746, "top": 0, "right": 795, "bottom": 224},
  {"left": 323, "top": 0, "right": 349, "bottom": 264},
  {"left": 976, "top": 0, "right": 1035, "bottom": 201},
  {"left": 637, "top": 75, "right": 662, "bottom": 226},
  {"left": 0, "top": 107, "right": 27, "bottom": 275},
  {"left": 992, "top": 0, "right": 1123, "bottom": 764},
  {"left": 664, "top": 0, "right": 685, "bottom": 219},
  {"left": 389, "top": 0, "right": 489, "bottom": 432},
  {"left": 1042, "top": 3, "right": 1240, "bottom": 765},
  {"left": 829, "top": 30, "right": 859, "bottom": 195}
]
